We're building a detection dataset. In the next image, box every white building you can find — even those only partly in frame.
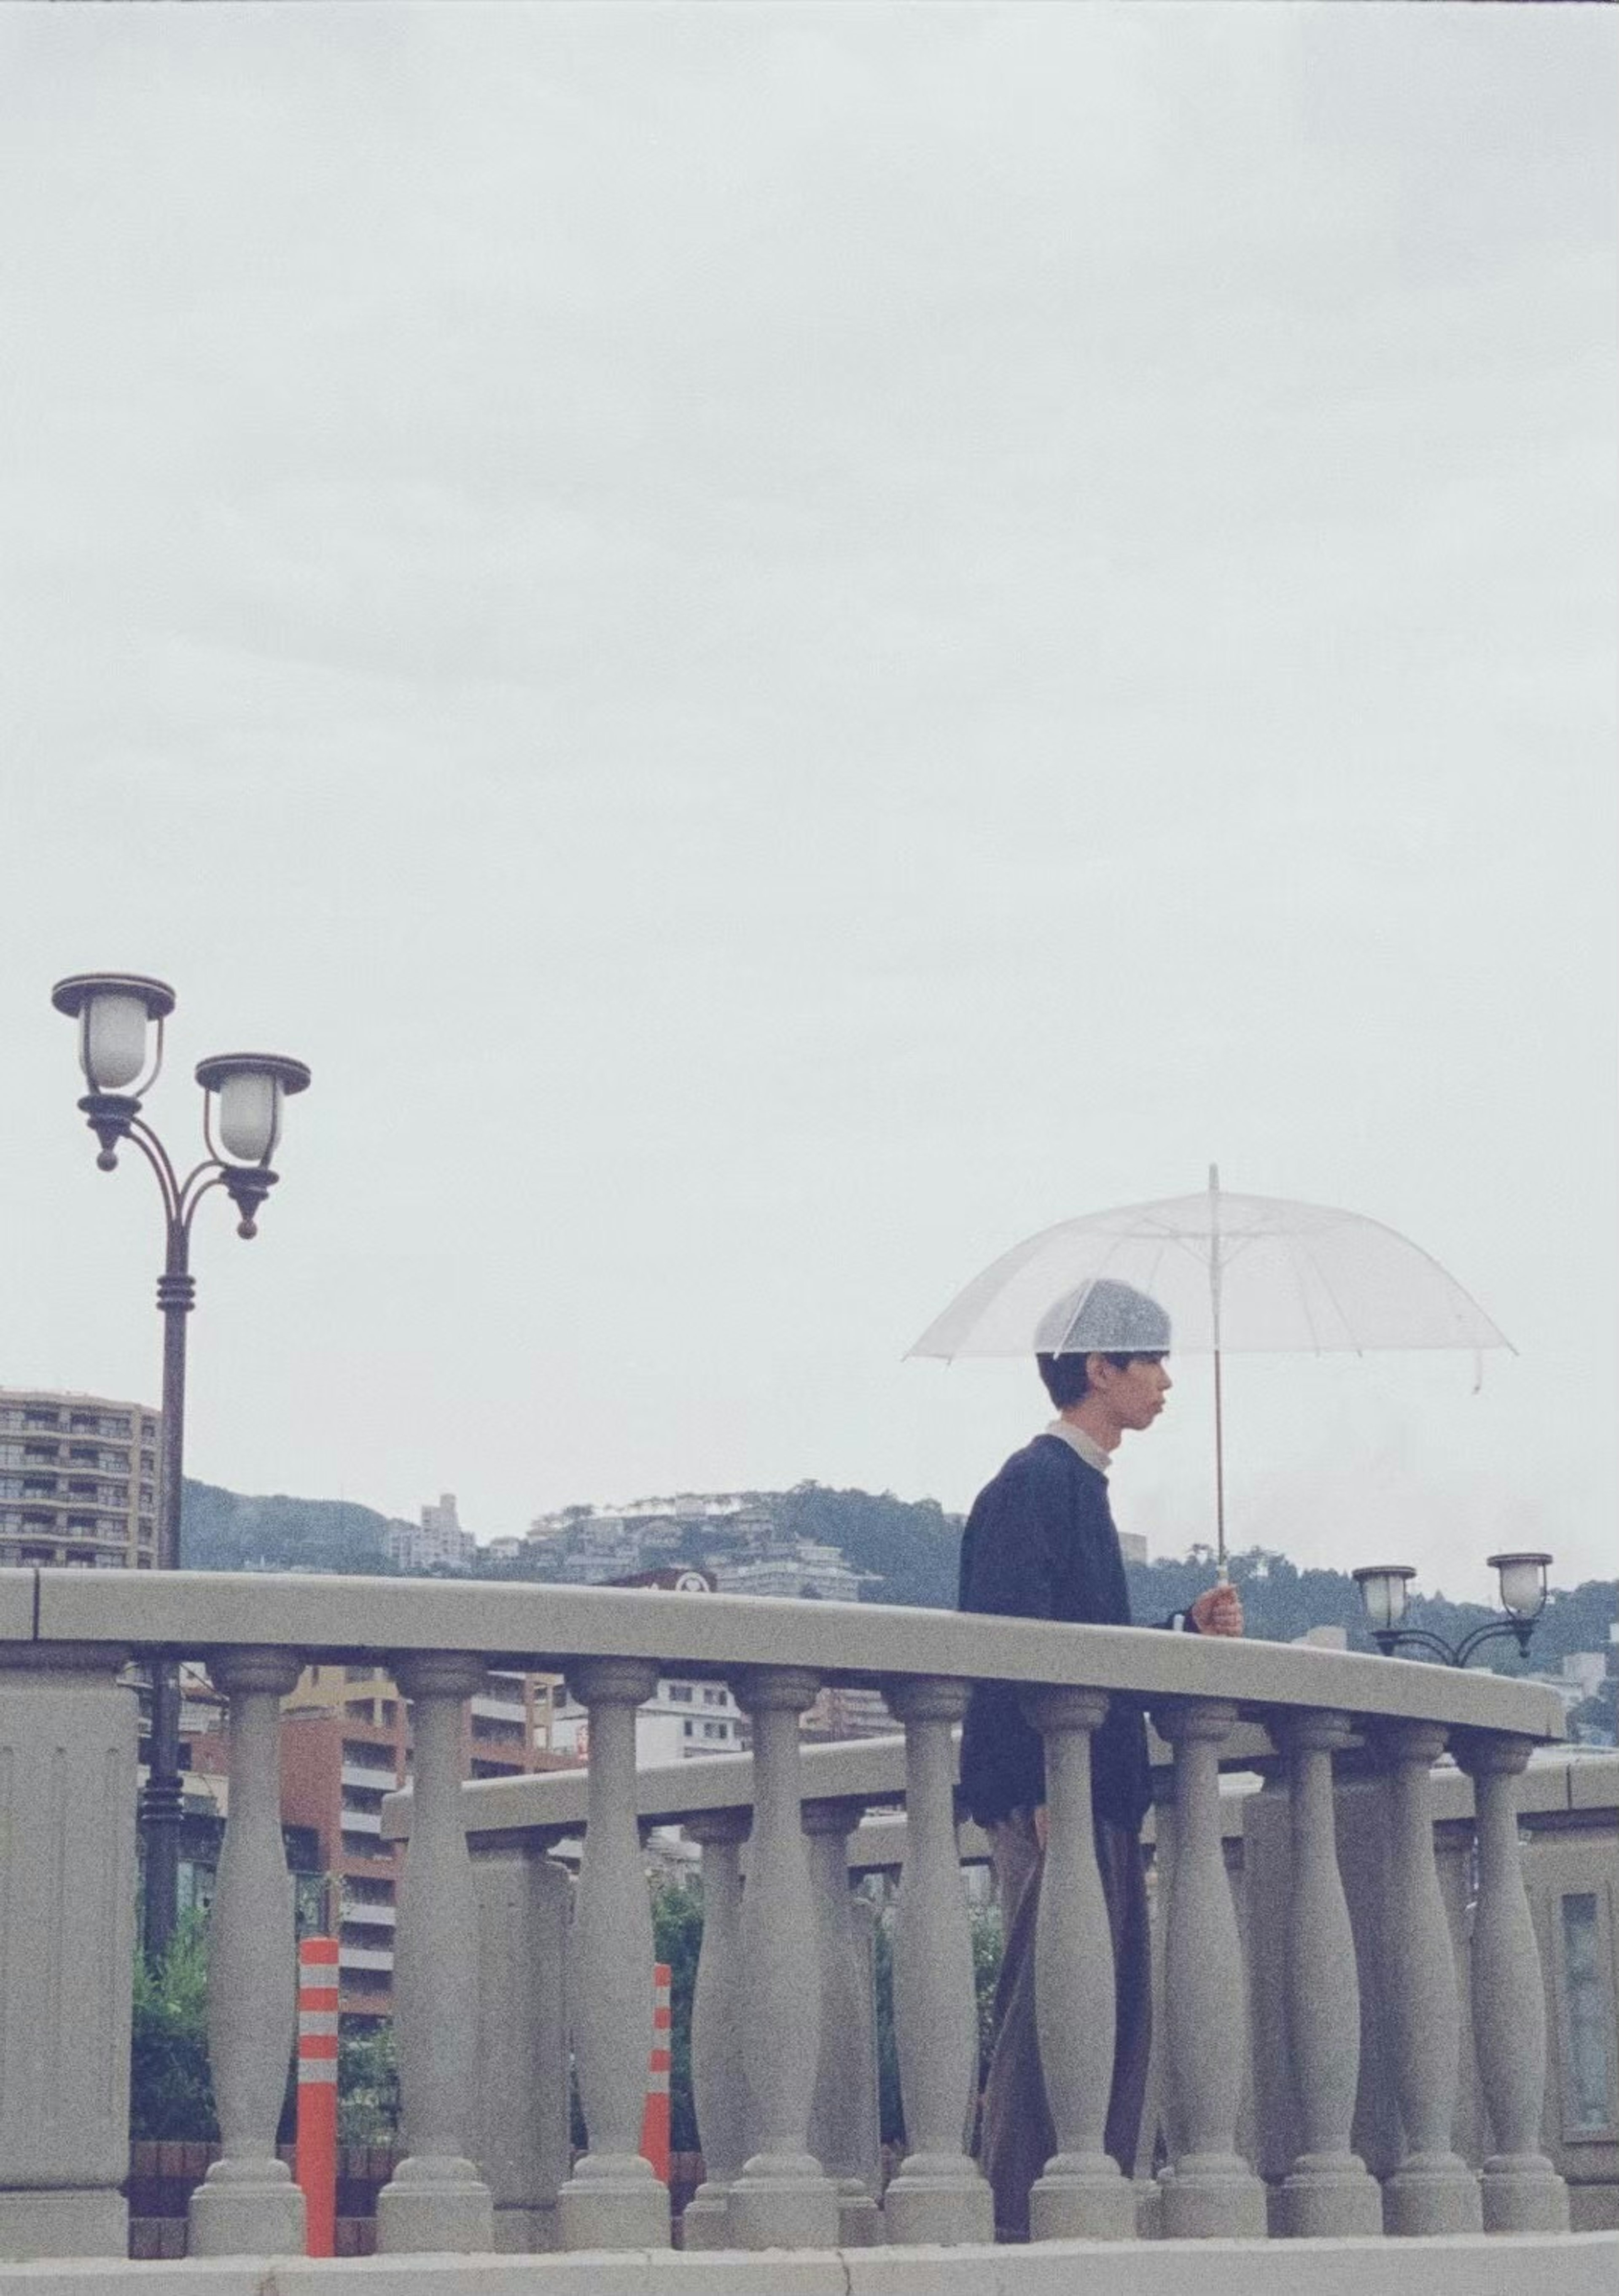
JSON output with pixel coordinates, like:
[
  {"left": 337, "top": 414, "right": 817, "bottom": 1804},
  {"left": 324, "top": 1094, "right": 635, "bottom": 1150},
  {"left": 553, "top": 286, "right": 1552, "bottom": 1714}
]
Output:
[
  {"left": 713, "top": 1538, "right": 873, "bottom": 1604},
  {"left": 549, "top": 1674, "right": 743, "bottom": 1764},
  {"left": 384, "top": 1492, "right": 477, "bottom": 1573}
]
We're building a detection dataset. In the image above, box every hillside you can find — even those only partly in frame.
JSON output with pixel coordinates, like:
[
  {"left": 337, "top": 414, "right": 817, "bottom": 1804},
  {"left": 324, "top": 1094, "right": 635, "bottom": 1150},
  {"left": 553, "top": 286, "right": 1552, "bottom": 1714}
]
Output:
[
  {"left": 179, "top": 1475, "right": 1615, "bottom": 1709},
  {"left": 181, "top": 1479, "right": 399, "bottom": 1575}
]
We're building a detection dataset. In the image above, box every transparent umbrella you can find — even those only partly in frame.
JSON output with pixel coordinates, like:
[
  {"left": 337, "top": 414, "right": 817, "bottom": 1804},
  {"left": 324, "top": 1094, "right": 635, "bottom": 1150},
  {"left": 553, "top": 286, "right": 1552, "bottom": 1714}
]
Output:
[{"left": 907, "top": 1166, "right": 1512, "bottom": 1576}]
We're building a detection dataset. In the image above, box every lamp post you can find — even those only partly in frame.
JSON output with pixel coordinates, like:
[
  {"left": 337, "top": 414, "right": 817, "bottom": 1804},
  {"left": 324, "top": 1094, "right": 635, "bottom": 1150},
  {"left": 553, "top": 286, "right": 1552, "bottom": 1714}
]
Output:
[
  {"left": 1352, "top": 1552, "right": 1553, "bottom": 1668},
  {"left": 50, "top": 972, "right": 310, "bottom": 1959}
]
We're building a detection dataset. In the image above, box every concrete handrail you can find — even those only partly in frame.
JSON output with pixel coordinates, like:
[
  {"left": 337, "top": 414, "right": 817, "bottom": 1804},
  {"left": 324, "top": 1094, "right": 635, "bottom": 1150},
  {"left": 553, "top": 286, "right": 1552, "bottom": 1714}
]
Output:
[{"left": 7, "top": 1566, "right": 1569, "bottom": 1739}]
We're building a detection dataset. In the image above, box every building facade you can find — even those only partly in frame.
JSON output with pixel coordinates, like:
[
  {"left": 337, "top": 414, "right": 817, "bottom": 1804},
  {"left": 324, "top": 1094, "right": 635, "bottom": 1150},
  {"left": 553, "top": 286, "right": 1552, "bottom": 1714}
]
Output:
[
  {"left": 0, "top": 1386, "right": 159, "bottom": 1569},
  {"left": 274, "top": 1661, "right": 566, "bottom": 2021},
  {"left": 383, "top": 1491, "right": 477, "bottom": 1573}
]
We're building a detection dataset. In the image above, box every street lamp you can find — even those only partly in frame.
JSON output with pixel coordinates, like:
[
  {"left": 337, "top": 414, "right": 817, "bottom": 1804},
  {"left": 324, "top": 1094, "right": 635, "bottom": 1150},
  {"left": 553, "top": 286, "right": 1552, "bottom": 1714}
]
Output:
[
  {"left": 1352, "top": 1551, "right": 1553, "bottom": 1667},
  {"left": 50, "top": 972, "right": 310, "bottom": 1957}
]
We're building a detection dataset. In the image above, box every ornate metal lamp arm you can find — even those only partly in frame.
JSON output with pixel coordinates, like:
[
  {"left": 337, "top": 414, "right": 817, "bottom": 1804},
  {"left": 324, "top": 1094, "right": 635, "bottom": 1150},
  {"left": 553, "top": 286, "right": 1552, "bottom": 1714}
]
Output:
[
  {"left": 1373, "top": 1626, "right": 1463, "bottom": 1665},
  {"left": 1375, "top": 1619, "right": 1536, "bottom": 1669},
  {"left": 1453, "top": 1616, "right": 1535, "bottom": 1666}
]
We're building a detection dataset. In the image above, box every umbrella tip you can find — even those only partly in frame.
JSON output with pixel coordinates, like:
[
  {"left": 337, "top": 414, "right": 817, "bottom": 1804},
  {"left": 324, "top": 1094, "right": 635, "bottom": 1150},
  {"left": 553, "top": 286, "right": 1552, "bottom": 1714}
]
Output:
[{"left": 1208, "top": 1162, "right": 1220, "bottom": 1192}]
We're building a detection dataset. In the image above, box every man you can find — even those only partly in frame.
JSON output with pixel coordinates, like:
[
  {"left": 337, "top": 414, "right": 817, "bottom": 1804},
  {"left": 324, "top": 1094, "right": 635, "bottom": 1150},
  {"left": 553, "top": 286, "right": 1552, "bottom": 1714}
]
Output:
[{"left": 957, "top": 1277, "right": 1242, "bottom": 2239}]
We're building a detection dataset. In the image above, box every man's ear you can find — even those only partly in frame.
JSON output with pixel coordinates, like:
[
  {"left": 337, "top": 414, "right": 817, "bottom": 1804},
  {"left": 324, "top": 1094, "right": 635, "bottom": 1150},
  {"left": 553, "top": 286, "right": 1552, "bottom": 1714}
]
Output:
[{"left": 1085, "top": 1353, "right": 1111, "bottom": 1389}]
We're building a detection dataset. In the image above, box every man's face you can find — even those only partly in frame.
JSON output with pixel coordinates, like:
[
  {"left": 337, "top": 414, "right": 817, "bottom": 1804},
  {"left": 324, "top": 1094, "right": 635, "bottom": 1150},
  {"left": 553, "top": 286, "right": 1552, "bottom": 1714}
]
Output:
[{"left": 1093, "top": 1353, "right": 1172, "bottom": 1432}]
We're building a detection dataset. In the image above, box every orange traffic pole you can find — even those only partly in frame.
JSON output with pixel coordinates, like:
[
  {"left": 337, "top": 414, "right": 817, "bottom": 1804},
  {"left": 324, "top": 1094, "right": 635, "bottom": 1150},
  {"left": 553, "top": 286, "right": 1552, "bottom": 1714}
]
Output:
[
  {"left": 296, "top": 1937, "right": 339, "bottom": 2256},
  {"left": 639, "top": 1962, "right": 672, "bottom": 2185}
]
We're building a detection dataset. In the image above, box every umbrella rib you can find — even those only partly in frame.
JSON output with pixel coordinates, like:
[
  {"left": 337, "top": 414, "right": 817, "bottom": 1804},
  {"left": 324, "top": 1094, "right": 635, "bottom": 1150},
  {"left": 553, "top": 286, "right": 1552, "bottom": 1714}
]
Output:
[{"left": 1287, "top": 1225, "right": 1355, "bottom": 1354}]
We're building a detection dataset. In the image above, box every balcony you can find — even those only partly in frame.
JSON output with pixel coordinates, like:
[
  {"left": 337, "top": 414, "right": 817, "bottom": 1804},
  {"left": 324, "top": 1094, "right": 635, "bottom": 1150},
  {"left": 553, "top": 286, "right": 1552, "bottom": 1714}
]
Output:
[
  {"left": 470, "top": 1693, "right": 527, "bottom": 1724},
  {"left": 339, "top": 1806, "right": 384, "bottom": 1836},
  {"left": 339, "top": 1896, "right": 397, "bottom": 1929},
  {"left": 0, "top": 1564, "right": 1610, "bottom": 2292},
  {"left": 339, "top": 1759, "right": 397, "bottom": 1792},
  {"left": 336, "top": 1943, "right": 394, "bottom": 1972}
]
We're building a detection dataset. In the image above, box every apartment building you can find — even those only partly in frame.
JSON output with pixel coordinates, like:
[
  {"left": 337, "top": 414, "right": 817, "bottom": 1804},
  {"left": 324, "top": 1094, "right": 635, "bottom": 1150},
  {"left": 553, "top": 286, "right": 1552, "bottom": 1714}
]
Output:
[
  {"left": 279, "top": 1662, "right": 566, "bottom": 2021},
  {"left": 0, "top": 1386, "right": 159, "bottom": 1569},
  {"left": 382, "top": 1491, "right": 478, "bottom": 1573}
]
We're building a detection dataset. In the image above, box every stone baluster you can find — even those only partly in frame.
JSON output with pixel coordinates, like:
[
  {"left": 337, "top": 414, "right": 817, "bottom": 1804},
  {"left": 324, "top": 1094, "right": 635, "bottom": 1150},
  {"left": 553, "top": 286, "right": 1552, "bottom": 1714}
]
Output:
[
  {"left": 804, "top": 1796, "right": 885, "bottom": 2245},
  {"left": 1154, "top": 1699, "right": 1267, "bottom": 2238},
  {"left": 1017, "top": 1686, "right": 1138, "bottom": 2239},
  {"left": 376, "top": 1652, "right": 495, "bottom": 2253},
  {"left": 557, "top": 1658, "right": 669, "bottom": 2250},
  {"left": 1271, "top": 1709, "right": 1382, "bottom": 2237},
  {"left": 681, "top": 1809, "right": 751, "bottom": 2250},
  {"left": 728, "top": 1666, "right": 839, "bottom": 2249},
  {"left": 879, "top": 1679, "right": 992, "bottom": 2244},
  {"left": 0, "top": 1645, "right": 138, "bottom": 2261},
  {"left": 1373, "top": 1720, "right": 1482, "bottom": 2235},
  {"left": 188, "top": 1648, "right": 307, "bottom": 2256},
  {"left": 1454, "top": 1731, "right": 1570, "bottom": 2232}
]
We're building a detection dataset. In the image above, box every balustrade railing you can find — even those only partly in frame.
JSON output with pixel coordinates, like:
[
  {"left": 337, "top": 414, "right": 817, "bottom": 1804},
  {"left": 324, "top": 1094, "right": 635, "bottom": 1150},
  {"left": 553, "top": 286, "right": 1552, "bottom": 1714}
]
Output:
[{"left": 0, "top": 1564, "right": 1575, "bottom": 2266}]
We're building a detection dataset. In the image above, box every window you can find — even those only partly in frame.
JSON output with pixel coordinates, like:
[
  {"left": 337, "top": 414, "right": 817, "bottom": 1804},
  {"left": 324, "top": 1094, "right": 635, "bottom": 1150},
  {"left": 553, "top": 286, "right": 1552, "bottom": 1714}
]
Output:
[
  {"left": 702, "top": 1686, "right": 726, "bottom": 1706},
  {"left": 683, "top": 1720, "right": 695, "bottom": 1738},
  {"left": 667, "top": 1684, "right": 693, "bottom": 1703},
  {"left": 1559, "top": 1892, "right": 1616, "bottom": 2137}
]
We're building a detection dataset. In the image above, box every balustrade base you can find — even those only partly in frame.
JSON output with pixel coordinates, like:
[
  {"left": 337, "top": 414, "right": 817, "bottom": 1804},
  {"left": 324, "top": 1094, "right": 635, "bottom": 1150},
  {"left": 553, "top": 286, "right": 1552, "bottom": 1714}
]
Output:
[
  {"left": 1160, "top": 2156, "right": 1268, "bottom": 2240},
  {"left": 559, "top": 2155, "right": 670, "bottom": 2251},
  {"left": 0, "top": 2189, "right": 126, "bottom": 2260},
  {"left": 885, "top": 2153, "right": 992, "bottom": 2247},
  {"left": 727, "top": 2154, "right": 840, "bottom": 2250},
  {"left": 187, "top": 2157, "right": 307, "bottom": 2256},
  {"left": 679, "top": 2183, "right": 732, "bottom": 2248},
  {"left": 1382, "top": 2153, "right": 1483, "bottom": 2238},
  {"left": 1030, "top": 2153, "right": 1137, "bottom": 2242},
  {"left": 1481, "top": 2155, "right": 1571, "bottom": 2234},
  {"left": 493, "top": 2203, "right": 560, "bottom": 2252},
  {"left": 1275, "top": 2156, "right": 1384, "bottom": 2239},
  {"left": 375, "top": 2155, "right": 496, "bottom": 2253},
  {"left": 835, "top": 2181, "right": 886, "bottom": 2245}
]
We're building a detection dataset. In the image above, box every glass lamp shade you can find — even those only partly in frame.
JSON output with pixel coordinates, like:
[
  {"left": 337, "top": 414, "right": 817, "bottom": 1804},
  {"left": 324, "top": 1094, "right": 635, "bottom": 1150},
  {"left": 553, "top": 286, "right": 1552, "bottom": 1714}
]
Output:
[
  {"left": 80, "top": 993, "right": 150, "bottom": 1090},
  {"left": 216, "top": 1069, "right": 282, "bottom": 1163},
  {"left": 1353, "top": 1563, "right": 1416, "bottom": 1632},
  {"left": 195, "top": 1053, "right": 311, "bottom": 1167},
  {"left": 1489, "top": 1551, "right": 1552, "bottom": 1621},
  {"left": 50, "top": 973, "right": 175, "bottom": 1091}
]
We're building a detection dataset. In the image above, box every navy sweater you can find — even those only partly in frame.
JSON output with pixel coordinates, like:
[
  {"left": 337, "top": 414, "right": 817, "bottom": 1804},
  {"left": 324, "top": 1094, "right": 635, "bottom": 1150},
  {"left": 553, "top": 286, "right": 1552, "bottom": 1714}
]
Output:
[{"left": 957, "top": 1434, "right": 1158, "bottom": 1834}]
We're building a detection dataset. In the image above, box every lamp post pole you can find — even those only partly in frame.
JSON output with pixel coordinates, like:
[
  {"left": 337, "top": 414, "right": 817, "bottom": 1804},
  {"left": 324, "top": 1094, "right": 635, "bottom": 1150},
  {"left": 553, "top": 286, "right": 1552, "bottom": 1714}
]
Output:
[
  {"left": 50, "top": 973, "right": 309, "bottom": 1961},
  {"left": 145, "top": 1216, "right": 196, "bottom": 1954}
]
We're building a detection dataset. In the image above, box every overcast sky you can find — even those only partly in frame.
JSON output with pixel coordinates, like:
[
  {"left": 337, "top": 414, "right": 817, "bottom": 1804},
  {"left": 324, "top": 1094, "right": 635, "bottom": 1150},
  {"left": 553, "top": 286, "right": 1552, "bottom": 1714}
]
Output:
[{"left": 2, "top": 4, "right": 1613, "bottom": 1605}]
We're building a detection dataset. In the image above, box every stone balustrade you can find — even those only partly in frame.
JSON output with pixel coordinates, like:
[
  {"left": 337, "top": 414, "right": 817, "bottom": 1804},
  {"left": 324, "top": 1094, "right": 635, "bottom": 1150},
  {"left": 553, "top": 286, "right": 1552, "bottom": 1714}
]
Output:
[{"left": 0, "top": 1563, "right": 1579, "bottom": 2272}]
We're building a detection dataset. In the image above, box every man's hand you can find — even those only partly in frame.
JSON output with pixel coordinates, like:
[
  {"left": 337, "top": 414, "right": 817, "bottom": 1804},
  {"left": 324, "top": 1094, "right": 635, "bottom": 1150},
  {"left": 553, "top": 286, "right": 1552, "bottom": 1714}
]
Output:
[{"left": 1189, "top": 1581, "right": 1244, "bottom": 1637}]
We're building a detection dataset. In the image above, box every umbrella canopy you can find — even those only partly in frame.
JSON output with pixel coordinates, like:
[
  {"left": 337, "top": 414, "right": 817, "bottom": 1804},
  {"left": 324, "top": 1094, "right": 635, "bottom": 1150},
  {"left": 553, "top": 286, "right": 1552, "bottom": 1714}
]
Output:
[
  {"left": 907, "top": 1168, "right": 1511, "bottom": 1578},
  {"left": 908, "top": 1172, "right": 1511, "bottom": 1359}
]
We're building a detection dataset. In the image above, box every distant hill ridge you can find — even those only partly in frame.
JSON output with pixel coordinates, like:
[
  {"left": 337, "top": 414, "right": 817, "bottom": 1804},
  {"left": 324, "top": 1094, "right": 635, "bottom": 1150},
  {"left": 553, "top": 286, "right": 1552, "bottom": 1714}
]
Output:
[{"left": 180, "top": 1476, "right": 1616, "bottom": 1702}]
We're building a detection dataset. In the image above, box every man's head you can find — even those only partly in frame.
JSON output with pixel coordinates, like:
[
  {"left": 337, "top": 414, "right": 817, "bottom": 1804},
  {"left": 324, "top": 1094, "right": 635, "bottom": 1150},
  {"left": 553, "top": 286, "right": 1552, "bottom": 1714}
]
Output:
[{"left": 1036, "top": 1279, "right": 1173, "bottom": 1428}]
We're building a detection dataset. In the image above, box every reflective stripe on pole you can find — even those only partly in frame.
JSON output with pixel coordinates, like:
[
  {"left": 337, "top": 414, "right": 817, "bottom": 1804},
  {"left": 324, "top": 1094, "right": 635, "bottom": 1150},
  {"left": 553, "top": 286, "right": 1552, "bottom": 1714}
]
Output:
[
  {"left": 639, "top": 1962, "right": 672, "bottom": 2185},
  {"left": 296, "top": 1937, "right": 339, "bottom": 2257}
]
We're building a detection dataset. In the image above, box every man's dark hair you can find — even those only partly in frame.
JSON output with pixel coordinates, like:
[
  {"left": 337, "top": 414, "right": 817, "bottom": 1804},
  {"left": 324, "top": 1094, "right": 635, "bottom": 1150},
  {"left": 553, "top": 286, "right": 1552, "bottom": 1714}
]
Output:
[{"left": 1038, "top": 1349, "right": 1165, "bottom": 1410}]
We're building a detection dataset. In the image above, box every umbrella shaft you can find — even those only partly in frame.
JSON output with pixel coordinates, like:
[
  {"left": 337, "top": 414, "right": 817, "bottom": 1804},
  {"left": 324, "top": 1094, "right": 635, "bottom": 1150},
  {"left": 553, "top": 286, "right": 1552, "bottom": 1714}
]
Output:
[{"left": 1213, "top": 1347, "right": 1227, "bottom": 1582}]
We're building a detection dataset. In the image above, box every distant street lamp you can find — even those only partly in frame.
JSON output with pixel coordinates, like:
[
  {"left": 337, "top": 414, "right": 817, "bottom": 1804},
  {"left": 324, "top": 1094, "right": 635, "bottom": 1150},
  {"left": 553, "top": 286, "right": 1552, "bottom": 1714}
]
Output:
[
  {"left": 50, "top": 972, "right": 310, "bottom": 1957},
  {"left": 1353, "top": 1551, "right": 1553, "bottom": 1667}
]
